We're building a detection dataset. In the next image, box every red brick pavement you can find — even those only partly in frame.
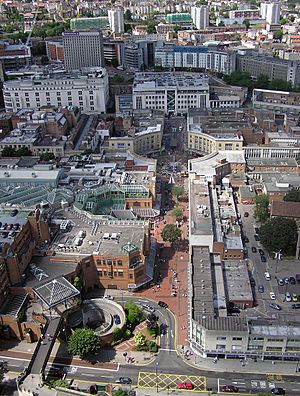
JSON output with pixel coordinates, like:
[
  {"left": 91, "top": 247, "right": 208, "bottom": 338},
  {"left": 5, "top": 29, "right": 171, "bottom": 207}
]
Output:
[{"left": 137, "top": 195, "right": 189, "bottom": 348}]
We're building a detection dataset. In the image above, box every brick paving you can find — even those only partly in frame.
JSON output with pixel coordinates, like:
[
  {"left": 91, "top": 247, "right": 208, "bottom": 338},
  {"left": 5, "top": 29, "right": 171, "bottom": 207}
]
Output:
[{"left": 137, "top": 183, "right": 189, "bottom": 347}]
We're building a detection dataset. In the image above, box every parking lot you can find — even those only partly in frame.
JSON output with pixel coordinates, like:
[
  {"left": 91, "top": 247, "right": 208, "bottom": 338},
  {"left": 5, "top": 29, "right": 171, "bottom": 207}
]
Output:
[{"left": 237, "top": 203, "right": 300, "bottom": 321}]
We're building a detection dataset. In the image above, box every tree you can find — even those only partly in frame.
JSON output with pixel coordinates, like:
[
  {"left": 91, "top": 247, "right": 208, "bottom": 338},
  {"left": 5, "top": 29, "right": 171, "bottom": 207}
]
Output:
[
  {"left": 134, "top": 332, "right": 146, "bottom": 348},
  {"left": 255, "top": 74, "right": 269, "bottom": 89},
  {"left": 273, "top": 30, "right": 283, "bottom": 41},
  {"left": 0, "top": 361, "right": 8, "bottom": 384},
  {"left": 1, "top": 146, "right": 17, "bottom": 157},
  {"left": 40, "top": 152, "right": 55, "bottom": 161},
  {"left": 172, "top": 185, "right": 184, "bottom": 199},
  {"left": 161, "top": 224, "right": 182, "bottom": 243},
  {"left": 146, "top": 21, "right": 156, "bottom": 34},
  {"left": 223, "top": 71, "right": 252, "bottom": 88},
  {"left": 124, "top": 9, "right": 132, "bottom": 21},
  {"left": 243, "top": 19, "right": 250, "bottom": 29},
  {"left": 260, "top": 217, "right": 298, "bottom": 254},
  {"left": 254, "top": 194, "right": 269, "bottom": 223},
  {"left": 125, "top": 301, "right": 143, "bottom": 324},
  {"left": 284, "top": 188, "right": 300, "bottom": 202},
  {"left": 172, "top": 207, "right": 183, "bottom": 219},
  {"left": 113, "top": 390, "right": 128, "bottom": 396},
  {"left": 68, "top": 328, "right": 101, "bottom": 359},
  {"left": 112, "top": 327, "right": 123, "bottom": 342},
  {"left": 269, "top": 79, "right": 292, "bottom": 91},
  {"left": 17, "top": 147, "right": 32, "bottom": 156}
]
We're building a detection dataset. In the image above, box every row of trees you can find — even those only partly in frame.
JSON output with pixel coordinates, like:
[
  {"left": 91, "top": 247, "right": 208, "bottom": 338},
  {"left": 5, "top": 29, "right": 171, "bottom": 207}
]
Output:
[{"left": 223, "top": 71, "right": 297, "bottom": 93}]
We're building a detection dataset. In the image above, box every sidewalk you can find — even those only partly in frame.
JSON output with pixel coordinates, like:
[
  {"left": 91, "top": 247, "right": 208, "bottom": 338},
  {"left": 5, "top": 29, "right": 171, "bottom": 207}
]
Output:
[
  {"left": 180, "top": 345, "right": 300, "bottom": 376},
  {"left": 0, "top": 339, "right": 154, "bottom": 369}
]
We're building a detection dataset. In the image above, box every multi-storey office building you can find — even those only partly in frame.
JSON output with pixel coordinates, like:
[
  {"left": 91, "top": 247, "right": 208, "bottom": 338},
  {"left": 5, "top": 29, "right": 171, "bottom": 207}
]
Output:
[
  {"left": 62, "top": 31, "right": 104, "bottom": 71},
  {"left": 236, "top": 52, "right": 300, "bottom": 87},
  {"left": 191, "top": 6, "right": 209, "bottom": 30},
  {"left": 155, "top": 45, "right": 236, "bottom": 74},
  {"left": 3, "top": 69, "right": 109, "bottom": 114},
  {"left": 108, "top": 8, "right": 124, "bottom": 34},
  {"left": 132, "top": 72, "right": 209, "bottom": 115}
]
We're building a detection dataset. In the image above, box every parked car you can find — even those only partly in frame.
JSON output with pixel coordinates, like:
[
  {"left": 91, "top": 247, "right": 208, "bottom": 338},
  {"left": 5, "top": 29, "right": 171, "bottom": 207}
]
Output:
[
  {"left": 258, "top": 248, "right": 265, "bottom": 256},
  {"left": 116, "top": 377, "right": 132, "bottom": 384},
  {"left": 244, "top": 212, "right": 249, "bottom": 217},
  {"left": 104, "top": 295, "right": 114, "bottom": 300},
  {"left": 269, "top": 303, "right": 281, "bottom": 311},
  {"left": 254, "top": 234, "right": 260, "bottom": 241},
  {"left": 258, "top": 285, "right": 264, "bottom": 293},
  {"left": 113, "top": 314, "right": 121, "bottom": 325},
  {"left": 278, "top": 279, "right": 285, "bottom": 286},
  {"left": 289, "top": 276, "right": 296, "bottom": 285},
  {"left": 292, "top": 293, "right": 298, "bottom": 302},
  {"left": 260, "top": 255, "right": 267, "bottom": 263},
  {"left": 220, "top": 385, "right": 239, "bottom": 393},
  {"left": 244, "top": 236, "right": 249, "bottom": 243},
  {"left": 158, "top": 301, "right": 168, "bottom": 308},
  {"left": 255, "top": 227, "right": 260, "bottom": 234},
  {"left": 284, "top": 277, "right": 290, "bottom": 284},
  {"left": 285, "top": 292, "right": 292, "bottom": 302},
  {"left": 270, "top": 291, "right": 276, "bottom": 300},
  {"left": 177, "top": 382, "right": 193, "bottom": 390},
  {"left": 292, "top": 304, "right": 300, "bottom": 309},
  {"left": 264, "top": 272, "right": 271, "bottom": 281},
  {"left": 251, "top": 247, "right": 257, "bottom": 253},
  {"left": 10, "top": 209, "right": 18, "bottom": 217},
  {"left": 271, "top": 388, "right": 285, "bottom": 395}
]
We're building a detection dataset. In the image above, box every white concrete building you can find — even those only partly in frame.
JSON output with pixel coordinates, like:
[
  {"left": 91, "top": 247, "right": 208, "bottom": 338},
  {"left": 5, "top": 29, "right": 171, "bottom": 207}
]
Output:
[
  {"left": 108, "top": 8, "right": 124, "bottom": 34},
  {"left": 191, "top": 5, "right": 209, "bottom": 30},
  {"left": 260, "top": 2, "right": 281, "bottom": 24},
  {"left": 3, "top": 69, "right": 109, "bottom": 114},
  {"left": 132, "top": 72, "right": 209, "bottom": 115},
  {"left": 62, "top": 31, "right": 104, "bottom": 71}
]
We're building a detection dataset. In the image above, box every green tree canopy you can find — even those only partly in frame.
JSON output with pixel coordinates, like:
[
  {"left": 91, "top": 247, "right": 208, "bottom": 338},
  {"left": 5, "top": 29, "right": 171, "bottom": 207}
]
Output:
[
  {"left": 112, "top": 327, "right": 123, "bottom": 342},
  {"left": 284, "top": 188, "right": 300, "bottom": 202},
  {"left": 124, "top": 9, "right": 132, "bottom": 21},
  {"left": 255, "top": 74, "right": 269, "bottom": 89},
  {"left": 260, "top": 217, "right": 298, "bottom": 254},
  {"left": 243, "top": 19, "right": 250, "bottom": 28},
  {"left": 125, "top": 301, "right": 143, "bottom": 324},
  {"left": 269, "top": 79, "right": 292, "bottom": 91},
  {"left": 68, "top": 328, "right": 101, "bottom": 359},
  {"left": 254, "top": 194, "right": 269, "bottom": 223},
  {"left": 146, "top": 21, "right": 156, "bottom": 34},
  {"left": 172, "top": 185, "right": 184, "bottom": 199},
  {"left": 273, "top": 30, "right": 283, "bottom": 40},
  {"left": 134, "top": 331, "right": 146, "bottom": 347},
  {"left": 40, "top": 152, "right": 55, "bottom": 161},
  {"left": 172, "top": 207, "right": 183, "bottom": 219},
  {"left": 161, "top": 224, "right": 182, "bottom": 243}
]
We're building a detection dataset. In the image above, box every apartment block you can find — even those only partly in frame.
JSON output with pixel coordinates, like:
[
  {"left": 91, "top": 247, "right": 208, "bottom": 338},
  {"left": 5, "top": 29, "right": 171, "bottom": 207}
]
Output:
[{"left": 3, "top": 69, "right": 109, "bottom": 114}]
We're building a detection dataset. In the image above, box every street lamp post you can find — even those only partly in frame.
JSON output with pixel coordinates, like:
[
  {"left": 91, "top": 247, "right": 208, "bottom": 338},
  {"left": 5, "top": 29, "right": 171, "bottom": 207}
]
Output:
[
  {"left": 155, "top": 362, "right": 159, "bottom": 393},
  {"left": 274, "top": 250, "right": 282, "bottom": 275}
]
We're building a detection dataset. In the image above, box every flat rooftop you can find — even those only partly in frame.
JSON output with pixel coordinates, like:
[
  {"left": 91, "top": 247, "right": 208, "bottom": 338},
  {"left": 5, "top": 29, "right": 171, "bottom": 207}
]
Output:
[
  {"left": 247, "top": 158, "right": 298, "bottom": 167},
  {"left": 190, "top": 182, "right": 213, "bottom": 237},
  {"left": 223, "top": 260, "right": 253, "bottom": 303},
  {"left": 134, "top": 72, "right": 209, "bottom": 89},
  {"left": 51, "top": 213, "right": 146, "bottom": 257}
]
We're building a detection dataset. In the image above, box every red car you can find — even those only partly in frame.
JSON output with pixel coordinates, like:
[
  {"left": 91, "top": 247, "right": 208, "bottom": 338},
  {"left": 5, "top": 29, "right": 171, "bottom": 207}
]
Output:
[
  {"left": 177, "top": 382, "right": 193, "bottom": 390},
  {"left": 221, "top": 385, "right": 239, "bottom": 393}
]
